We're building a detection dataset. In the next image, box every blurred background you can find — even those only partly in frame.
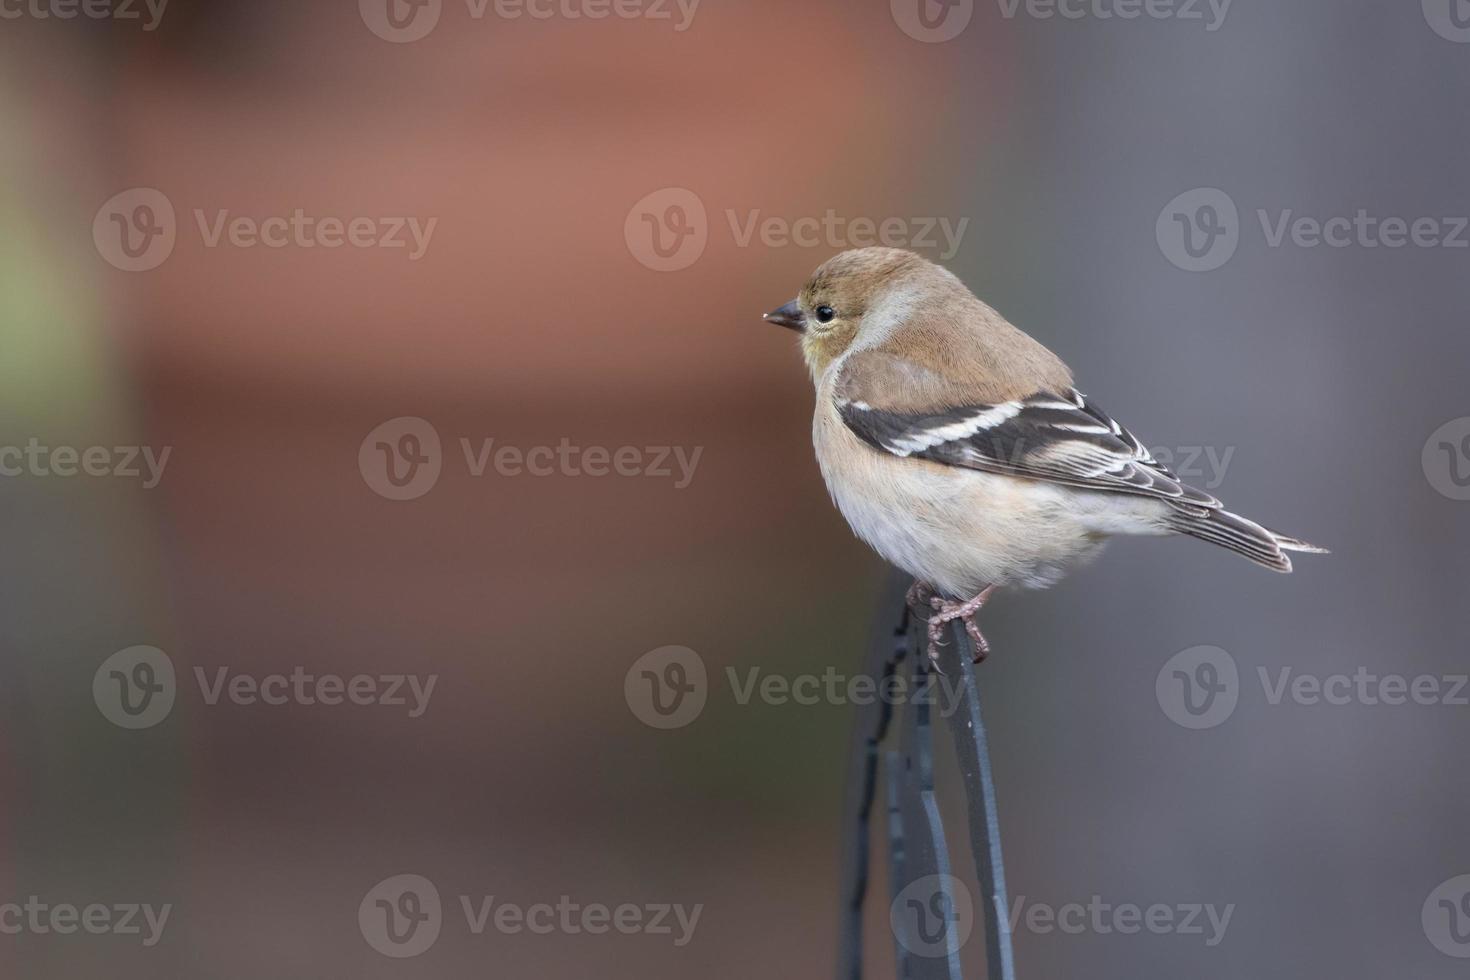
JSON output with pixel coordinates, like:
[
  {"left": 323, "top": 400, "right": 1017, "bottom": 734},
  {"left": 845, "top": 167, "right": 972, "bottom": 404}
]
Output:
[{"left": 1, "top": 0, "right": 1468, "bottom": 976}]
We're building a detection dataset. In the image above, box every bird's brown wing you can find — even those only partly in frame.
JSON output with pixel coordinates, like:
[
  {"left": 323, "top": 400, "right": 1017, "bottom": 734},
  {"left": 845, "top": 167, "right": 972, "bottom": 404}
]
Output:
[{"left": 834, "top": 351, "right": 1222, "bottom": 512}]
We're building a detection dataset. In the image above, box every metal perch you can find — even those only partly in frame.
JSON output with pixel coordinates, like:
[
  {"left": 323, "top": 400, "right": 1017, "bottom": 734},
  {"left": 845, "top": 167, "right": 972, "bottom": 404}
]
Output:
[{"left": 836, "top": 572, "right": 1017, "bottom": 980}]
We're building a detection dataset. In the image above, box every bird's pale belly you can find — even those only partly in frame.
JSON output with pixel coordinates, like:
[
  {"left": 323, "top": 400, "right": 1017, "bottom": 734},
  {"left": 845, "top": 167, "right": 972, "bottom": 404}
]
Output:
[{"left": 812, "top": 403, "right": 1151, "bottom": 595}]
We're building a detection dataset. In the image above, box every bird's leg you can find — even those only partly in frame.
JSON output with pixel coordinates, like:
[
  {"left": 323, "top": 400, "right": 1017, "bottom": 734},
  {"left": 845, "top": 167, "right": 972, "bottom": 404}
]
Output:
[
  {"left": 904, "top": 581, "right": 952, "bottom": 672},
  {"left": 905, "top": 580, "right": 939, "bottom": 614},
  {"left": 927, "top": 585, "right": 998, "bottom": 664}
]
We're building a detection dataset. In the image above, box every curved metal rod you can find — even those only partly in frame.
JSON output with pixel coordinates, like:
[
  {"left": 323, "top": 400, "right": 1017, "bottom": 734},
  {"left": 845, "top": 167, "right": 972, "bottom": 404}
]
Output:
[{"left": 835, "top": 572, "right": 1017, "bottom": 980}]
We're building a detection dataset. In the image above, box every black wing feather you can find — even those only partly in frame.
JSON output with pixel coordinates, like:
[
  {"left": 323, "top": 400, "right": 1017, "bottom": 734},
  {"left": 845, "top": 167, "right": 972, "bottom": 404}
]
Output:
[{"left": 838, "top": 388, "right": 1222, "bottom": 512}]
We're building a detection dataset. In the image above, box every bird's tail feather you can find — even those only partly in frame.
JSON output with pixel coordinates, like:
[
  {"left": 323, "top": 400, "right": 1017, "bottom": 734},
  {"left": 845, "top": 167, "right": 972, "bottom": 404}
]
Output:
[
  {"left": 1268, "top": 529, "right": 1331, "bottom": 555},
  {"left": 1166, "top": 508, "right": 1329, "bottom": 573}
]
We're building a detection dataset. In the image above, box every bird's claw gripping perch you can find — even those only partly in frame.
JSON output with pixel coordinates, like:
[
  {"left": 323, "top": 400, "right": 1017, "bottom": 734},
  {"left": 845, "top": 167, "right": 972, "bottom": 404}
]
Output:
[{"left": 908, "top": 581, "right": 996, "bottom": 669}]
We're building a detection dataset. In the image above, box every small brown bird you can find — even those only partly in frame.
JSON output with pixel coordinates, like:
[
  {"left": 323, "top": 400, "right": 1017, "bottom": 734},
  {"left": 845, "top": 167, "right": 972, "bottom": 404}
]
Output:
[{"left": 763, "top": 248, "right": 1326, "bottom": 659}]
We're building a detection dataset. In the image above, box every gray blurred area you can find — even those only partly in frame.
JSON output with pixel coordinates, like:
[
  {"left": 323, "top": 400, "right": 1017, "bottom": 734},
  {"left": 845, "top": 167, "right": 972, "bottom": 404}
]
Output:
[{"left": 1, "top": 0, "right": 1467, "bottom": 977}]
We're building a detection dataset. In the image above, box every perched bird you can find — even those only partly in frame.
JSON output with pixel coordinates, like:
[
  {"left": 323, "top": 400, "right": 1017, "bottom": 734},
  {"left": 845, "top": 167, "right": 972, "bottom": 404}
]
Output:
[{"left": 762, "top": 248, "right": 1326, "bottom": 660}]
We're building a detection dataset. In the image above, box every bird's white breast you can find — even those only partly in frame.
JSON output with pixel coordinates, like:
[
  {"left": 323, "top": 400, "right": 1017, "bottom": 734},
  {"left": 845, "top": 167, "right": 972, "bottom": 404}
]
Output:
[{"left": 812, "top": 363, "right": 1165, "bottom": 596}]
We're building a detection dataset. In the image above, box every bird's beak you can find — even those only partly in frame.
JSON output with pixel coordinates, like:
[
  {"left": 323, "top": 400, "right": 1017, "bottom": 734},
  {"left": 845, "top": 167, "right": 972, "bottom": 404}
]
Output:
[{"left": 763, "top": 300, "right": 806, "bottom": 334}]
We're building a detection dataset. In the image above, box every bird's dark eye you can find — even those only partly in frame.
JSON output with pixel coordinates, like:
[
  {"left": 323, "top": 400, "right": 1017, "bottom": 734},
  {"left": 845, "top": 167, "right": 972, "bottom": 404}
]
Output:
[{"left": 815, "top": 305, "right": 836, "bottom": 324}]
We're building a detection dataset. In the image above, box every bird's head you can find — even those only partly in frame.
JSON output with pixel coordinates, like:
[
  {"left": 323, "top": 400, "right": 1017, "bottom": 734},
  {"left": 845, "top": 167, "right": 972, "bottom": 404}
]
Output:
[{"left": 762, "top": 247, "right": 958, "bottom": 379}]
